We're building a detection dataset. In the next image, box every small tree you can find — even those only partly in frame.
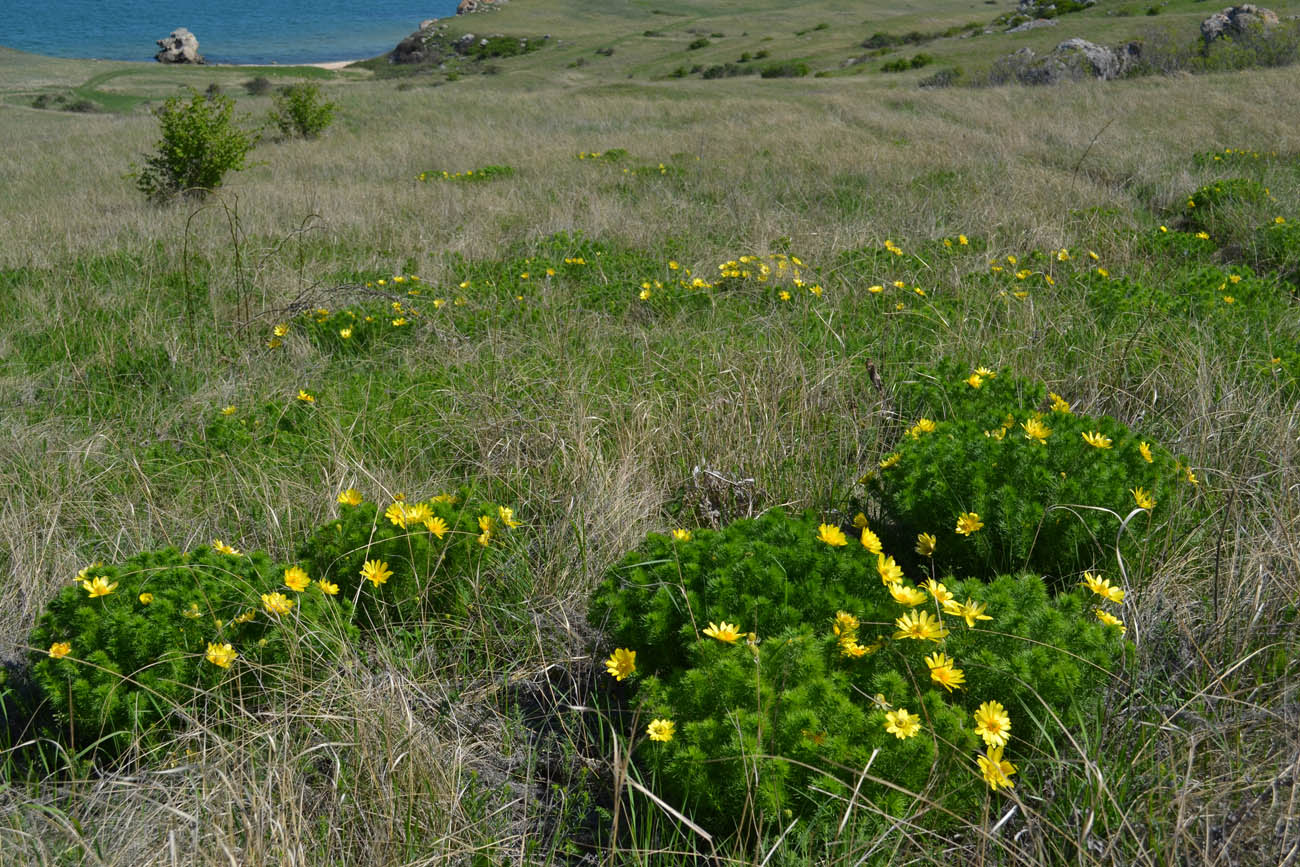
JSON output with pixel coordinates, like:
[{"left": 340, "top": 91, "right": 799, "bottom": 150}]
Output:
[
  {"left": 269, "top": 83, "right": 337, "bottom": 140},
  {"left": 134, "top": 88, "right": 257, "bottom": 203}
]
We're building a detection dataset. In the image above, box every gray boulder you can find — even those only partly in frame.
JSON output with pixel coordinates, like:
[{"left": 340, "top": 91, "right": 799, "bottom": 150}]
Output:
[
  {"left": 1201, "top": 5, "right": 1279, "bottom": 45},
  {"left": 996, "top": 37, "right": 1140, "bottom": 85},
  {"left": 155, "top": 28, "right": 204, "bottom": 64}
]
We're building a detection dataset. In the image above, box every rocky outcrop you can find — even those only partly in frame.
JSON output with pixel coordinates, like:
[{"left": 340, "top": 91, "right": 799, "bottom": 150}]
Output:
[
  {"left": 1006, "top": 18, "right": 1057, "bottom": 33},
  {"left": 155, "top": 28, "right": 204, "bottom": 64},
  {"left": 1201, "top": 5, "right": 1279, "bottom": 45},
  {"left": 994, "top": 38, "right": 1140, "bottom": 85},
  {"left": 457, "top": 0, "right": 507, "bottom": 14}
]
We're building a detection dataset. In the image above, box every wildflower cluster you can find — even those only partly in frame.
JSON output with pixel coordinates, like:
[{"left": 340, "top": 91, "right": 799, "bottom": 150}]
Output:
[
  {"left": 416, "top": 164, "right": 516, "bottom": 182},
  {"left": 268, "top": 295, "right": 428, "bottom": 353},
  {"left": 589, "top": 508, "right": 1126, "bottom": 837}
]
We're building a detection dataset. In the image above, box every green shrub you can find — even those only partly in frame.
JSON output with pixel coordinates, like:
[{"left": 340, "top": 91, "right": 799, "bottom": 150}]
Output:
[
  {"left": 243, "top": 76, "right": 273, "bottom": 96},
  {"left": 416, "top": 164, "right": 515, "bottom": 182},
  {"left": 589, "top": 509, "right": 1127, "bottom": 837},
  {"left": 132, "top": 88, "right": 257, "bottom": 203},
  {"left": 688, "top": 38, "right": 710, "bottom": 50},
  {"left": 871, "top": 363, "right": 1195, "bottom": 581},
  {"left": 759, "top": 61, "right": 811, "bottom": 78},
  {"left": 1181, "top": 176, "right": 1272, "bottom": 236},
  {"left": 269, "top": 82, "right": 337, "bottom": 139},
  {"left": 28, "top": 545, "right": 354, "bottom": 758}
]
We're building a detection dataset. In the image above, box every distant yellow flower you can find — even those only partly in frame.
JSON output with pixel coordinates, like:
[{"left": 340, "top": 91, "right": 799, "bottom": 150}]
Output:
[
  {"left": 1057, "top": 248, "right": 1070, "bottom": 261},
  {"left": 867, "top": 285, "right": 883, "bottom": 294},
  {"left": 1096, "top": 267, "right": 1110, "bottom": 277},
  {"left": 915, "top": 532, "right": 936, "bottom": 557},
  {"left": 1184, "top": 465, "right": 1199, "bottom": 486},
  {"left": 832, "top": 610, "right": 860, "bottom": 639},
  {"left": 337, "top": 488, "right": 364, "bottom": 506},
  {"left": 778, "top": 290, "right": 792, "bottom": 301},
  {"left": 889, "top": 582, "right": 928, "bottom": 607},
  {"left": 1048, "top": 392, "right": 1071, "bottom": 414},
  {"left": 1223, "top": 296, "right": 1235, "bottom": 304},
  {"left": 859, "top": 526, "right": 883, "bottom": 555},
  {"left": 391, "top": 317, "right": 408, "bottom": 327},
  {"left": 48, "top": 641, "right": 71, "bottom": 659},
  {"left": 877, "top": 553, "right": 904, "bottom": 586},
  {"left": 183, "top": 602, "right": 202, "bottom": 619},
  {"left": 1006, "top": 255, "right": 1017, "bottom": 265},
  {"left": 959, "top": 235, "right": 968, "bottom": 245},
  {"left": 273, "top": 323, "right": 290, "bottom": 337},
  {"left": 703, "top": 621, "right": 743, "bottom": 644},
  {"left": 498, "top": 506, "right": 521, "bottom": 528},
  {"left": 361, "top": 559, "right": 393, "bottom": 588},
  {"left": 646, "top": 718, "right": 675, "bottom": 742},
  {"left": 893, "top": 609, "right": 949, "bottom": 642},
  {"left": 1081, "top": 571, "right": 1125, "bottom": 604},
  {"left": 1095, "top": 608, "right": 1126, "bottom": 633},
  {"left": 339, "top": 327, "right": 352, "bottom": 339},
  {"left": 1082, "top": 431, "right": 1113, "bottom": 449},
  {"left": 605, "top": 648, "right": 636, "bottom": 681},
  {"left": 82, "top": 576, "right": 118, "bottom": 598},
  {"left": 978, "top": 745, "right": 1017, "bottom": 791},
  {"left": 966, "top": 373, "right": 984, "bottom": 389},
  {"left": 221, "top": 405, "right": 237, "bottom": 416},
  {"left": 212, "top": 539, "right": 239, "bottom": 556},
  {"left": 943, "top": 597, "right": 992, "bottom": 628},
  {"left": 138, "top": 592, "right": 153, "bottom": 605},
  {"left": 283, "top": 566, "right": 310, "bottom": 593},
  {"left": 1088, "top": 250, "right": 1099, "bottom": 261},
  {"left": 1139, "top": 441, "right": 1153, "bottom": 463},
  {"left": 385, "top": 502, "right": 409, "bottom": 528},
  {"left": 1022, "top": 417, "right": 1051, "bottom": 444},
  {"left": 975, "top": 366, "right": 996, "bottom": 378},
  {"left": 317, "top": 578, "right": 339, "bottom": 596},
  {"left": 1229, "top": 274, "right": 1242, "bottom": 284},
  {"left": 853, "top": 512, "right": 868, "bottom": 528},
  {"left": 879, "top": 452, "right": 902, "bottom": 469},
  {"left": 206, "top": 642, "right": 238, "bottom": 669},
  {"left": 670, "top": 528, "right": 692, "bottom": 542},
  {"left": 925, "top": 651, "right": 965, "bottom": 692},
  {"left": 974, "top": 700, "right": 1012, "bottom": 748},
  {"left": 817, "top": 523, "right": 848, "bottom": 547},
  {"left": 261, "top": 592, "right": 294, "bottom": 616},
  {"left": 839, "top": 639, "right": 871, "bottom": 658},
  {"left": 884, "top": 708, "right": 921, "bottom": 739},
  {"left": 955, "top": 512, "right": 983, "bottom": 536},
  {"left": 297, "top": 390, "right": 315, "bottom": 403},
  {"left": 639, "top": 288, "right": 651, "bottom": 301},
  {"left": 908, "top": 418, "right": 937, "bottom": 438},
  {"left": 1275, "top": 216, "right": 1286, "bottom": 225},
  {"left": 425, "top": 516, "right": 449, "bottom": 539},
  {"left": 923, "top": 579, "right": 954, "bottom": 605},
  {"left": 1132, "top": 487, "right": 1156, "bottom": 511},
  {"left": 1195, "top": 231, "right": 1210, "bottom": 240}
]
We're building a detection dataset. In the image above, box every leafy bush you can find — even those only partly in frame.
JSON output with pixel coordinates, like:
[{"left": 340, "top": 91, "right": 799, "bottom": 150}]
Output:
[
  {"left": 881, "top": 53, "right": 934, "bottom": 72},
  {"left": 871, "top": 363, "right": 1195, "bottom": 581},
  {"left": 688, "top": 38, "right": 710, "bottom": 50},
  {"left": 759, "top": 61, "right": 811, "bottom": 78},
  {"left": 28, "top": 545, "right": 354, "bottom": 758},
  {"left": 269, "top": 82, "right": 337, "bottom": 139},
  {"left": 702, "top": 63, "right": 754, "bottom": 79},
  {"left": 919, "top": 66, "right": 963, "bottom": 88},
  {"left": 133, "top": 89, "right": 257, "bottom": 203},
  {"left": 243, "top": 76, "right": 273, "bottom": 96},
  {"left": 589, "top": 509, "right": 1127, "bottom": 837}
]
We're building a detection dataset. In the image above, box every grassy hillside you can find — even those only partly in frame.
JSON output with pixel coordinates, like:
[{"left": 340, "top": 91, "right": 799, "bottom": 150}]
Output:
[{"left": 1, "top": 0, "right": 1298, "bottom": 864}]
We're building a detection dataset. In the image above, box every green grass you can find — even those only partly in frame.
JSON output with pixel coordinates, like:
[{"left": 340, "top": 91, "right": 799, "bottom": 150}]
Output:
[{"left": 1, "top": 0, "right": 1299, "bottom": 864}]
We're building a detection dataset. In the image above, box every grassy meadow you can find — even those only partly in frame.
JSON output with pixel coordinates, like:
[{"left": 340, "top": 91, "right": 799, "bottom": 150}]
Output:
[{"left": 1, "top": 0, "right": 1299, "bottom": 863}]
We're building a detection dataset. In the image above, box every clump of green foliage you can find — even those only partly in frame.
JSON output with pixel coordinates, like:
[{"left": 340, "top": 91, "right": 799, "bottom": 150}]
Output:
[
  {"left": 759, "top": 61, "right": 811, "bottom": 78},
  {"left": 880, "top": 53, "right": 934, "bottom": 72},
  {"left": 269, "top": 82, "right": 337, "bottom": 139},
  {"left": 132, "top": 88, "right": 257, "bottom": 203},
  {"left": 589, "top": 509, "right": 1127, "bottom": 838},
  {"left": 1181, "top": 176, "right": 1272, "bottom": 236},
  {"left": 28, "top": 546, "right": 354, "bottom": 758},
  {"left": 870, "top": 363, "right": 1194, "bottom": 581},
  {"left": 416, "top": 165, "right": 516, "bottom": 182}
]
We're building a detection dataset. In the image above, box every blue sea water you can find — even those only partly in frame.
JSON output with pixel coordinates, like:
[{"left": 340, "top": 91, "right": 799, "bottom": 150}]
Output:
[{"left": 0, "top": 1, "right": 461, "bottom": 65}]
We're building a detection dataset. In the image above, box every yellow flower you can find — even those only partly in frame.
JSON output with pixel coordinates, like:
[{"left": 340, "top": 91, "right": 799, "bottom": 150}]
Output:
[
  {"left": 361, "top": 559, "right": 393, "bottom": 588},
  {"left": 317, "top": 578, "right": 339, "bottom": 596},
  {"left": 404, "top": 503, "right": 432, "bottom": 525},
  {"left": 273, "top": 323, "right": 290, "bottom": 337},
  {"left": 1132, "top": 487, "right": 1156, "bottom": 511},
  {"left": 138, "top": 592, "right": 153, "bottom": 605},
  {"left": 978, "top": 745, "right": 1017, "bottom": 791},
  {"left": 283, "top": 566, "right": 310, "bottom": 593},
  {"left": 1097, "top": 267, "right": 1110, "bottom": 277},
  {"left": 1082, "top": 431, "right": 1113, "bottom": 449},
  {"left": 183, "top": 602, "right": 202, "bottom": 619},
  {"left": 907, "top": 418, "right": 937, "bottom": 438},
  {"left": 221, "top": 405, "right": 237, "bottom": 416},
  {"left": 925, "top": 651, "right": 966, "bottom": 692},
  {"left": 975, "top": 366, "right": 996, "bottom": 378},
  {"left": 384, "top": 502, "right": 409, "bottom": 528},
  {"left": 605, "top": 647, "right": 636, "bottom": 681},
  {"left": 1095, "top": 608, "right": 1126, "bottom": 633},
  {"left": 839, "top": 639, "right": 871, "bottom": 658},
  {"left": 888, "top": 582, "right": 928, "bottom": 607},
  {"left": 966, "top": 373, "right": 984, "bottom": 389},
  {"left": 703, "top": 621, "right": 743, "bottom": 644},
  {"left": 1057, "top": 248, "right": 1070, "bottom": 261},
  {"left": 638, "top": 288, "right": 651, "bottom": 301},
  {"left": 425, "top": 516, "right": 449, "bottom": 539},
  {"left": 973, "top": 700, "right": 1011, "bottom": 748},
  {"left": 867, "top": 285, "right": 883, "bottom": 294},
  {"left": 234, "top": 608, "right": 255, "bottom": 624},
  {"left": 955, "top": 512, "right": 983, "bottom": 536},
  {"left": 879, "top": 452, "right": 902, "bottom": 469},
  {"left": 337, "top": 488, "right": 364, "bottom": 506},
  {"left": 893, "top": 609, "right": 949, "bottom": 642},
  {"left": 942, "top": 597, "right": 992, "bottom": 628},
  {"left": 671, "top": 528, "right": 692, "bottom": 542},
  {"left": 817, "top": 523, "right": 848, "bottom": 547},
  {"left": 82, "top": 576, "right": 118, "bottom": 598},
  {"left": 1021, "top": 417, "right": 1051, "bottom": 444},
  {"left": 1223, "top": 296, "right": 1235, "bottom": 304},
  {"left": 261, "top": 592, "right": 294, "bottom": 616},
  {"left": 778, "top": 290, "right": 791, "bottom": 301},
  {"left": 853, "top": 512, "right": 868, "bottom": 528},
  {"left": 498, "top": 506, "right": 521, "bottom": 528},
  {"left": 884, "top": 708, "right": 921, "bottom": 739},
  {"left": 391, "top": 317, "right": 408, "bottom": 327},
  {"left": 212, "top": 539, "right": 239, "bottom": 556},
  {"left": 297, "top": 390, "right": 315, "bottom": 403},
  {"left": 1006, "top": 255, "right": 1017, "bottom": 265},
  {"left": 1275, "top": 216, "right": 1286, "bottom": 225},
  {"left": 1195, "top": 231, "right": 1210, "bottom": 240},
  {"left": 1139, "top": 442, "right": 1153, "bottom": 463},
  {"left": 339, "top": 327, "right": 352, "bottom": 339},
  {"left": 832, "top": 610, "right": 860, "bottom": 638},
  {"left": 1184, "top": 465, "right": 1199, "bottom": 486},
  {"left": 959, "top": 235, "right": 968, "bottom": 245},
  {"left": 48, "top": 641, "right": 71, "bottom": 659},
  {"left": 646, "top": 718, "right": 675, "bottom": 742},
  {"left": 915, "top": 532, "right": 936, "bottom": 557},
  {"left": 1081, "top": 572, "right": 1125, "bottom": 604},
  {"left": 1048, "top": 392, "right": 1071, "bottom": 414},
  {"left": 876, "top": 553, "right": 904, "bottom": 586},
  {"left": 859, "top": 526, "right": 883, "bottom": 555},
  {"left": 205, "top": 642, "right": 238, "bottom": 669},
  {"left": 1088, "top": 250, "right": 1099, "bottom": 261},
  {"left": 923, "top": 579, "right": 953, "bottom": 605},
  {"left": 1229, "top": 274, "right": 1242, "bottom": 284}
]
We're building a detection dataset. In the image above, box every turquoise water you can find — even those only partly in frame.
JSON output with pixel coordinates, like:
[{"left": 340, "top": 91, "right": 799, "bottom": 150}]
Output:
[{"left": 1, "top": 1, "right": 461, "bottom": 65}]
